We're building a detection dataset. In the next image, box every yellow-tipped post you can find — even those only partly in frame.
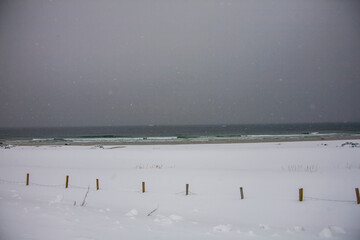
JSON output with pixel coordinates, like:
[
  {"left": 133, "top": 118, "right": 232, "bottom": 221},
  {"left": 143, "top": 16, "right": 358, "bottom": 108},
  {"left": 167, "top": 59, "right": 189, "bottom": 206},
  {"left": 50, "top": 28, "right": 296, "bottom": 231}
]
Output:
[
  {"left": 356, "top": 188, "right": 360, "bottom": 204},
  {"left": 299, "top": 188, "right": 303, "bottom": 202},
  {"left": 186, "top": 184, "right": 189, "bottom": 196},
  {"left": 65, "top": 175, "right": 69, "bottom": 189},
  {"left": 142, "top": 182, "right": 145, "bottom": 193},
  {"left": 96, "top": 179, "right": 99, "bottom": 190}
]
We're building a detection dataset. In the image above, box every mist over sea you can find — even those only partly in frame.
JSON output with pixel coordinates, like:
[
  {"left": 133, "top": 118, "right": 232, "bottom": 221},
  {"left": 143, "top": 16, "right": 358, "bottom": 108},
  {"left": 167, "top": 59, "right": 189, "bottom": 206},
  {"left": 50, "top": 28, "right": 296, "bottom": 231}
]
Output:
[{"left": 1, "top": 123, "right": 360, "bottom": 145}]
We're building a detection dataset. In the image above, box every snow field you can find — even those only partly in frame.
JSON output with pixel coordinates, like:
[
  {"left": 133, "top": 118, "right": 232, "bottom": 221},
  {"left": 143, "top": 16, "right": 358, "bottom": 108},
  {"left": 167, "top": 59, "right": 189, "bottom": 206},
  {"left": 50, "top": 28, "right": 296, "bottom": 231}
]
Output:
[{"left": 0, "top": 140, "right": 360, "bottom": 239}]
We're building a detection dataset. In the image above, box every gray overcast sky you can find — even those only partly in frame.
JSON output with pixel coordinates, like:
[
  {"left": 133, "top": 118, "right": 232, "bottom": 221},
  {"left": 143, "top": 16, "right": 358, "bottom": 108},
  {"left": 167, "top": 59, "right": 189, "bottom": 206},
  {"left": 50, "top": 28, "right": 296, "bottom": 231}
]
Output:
[{"left": 0, "top": 0, "right": 360, "bottom": 127}]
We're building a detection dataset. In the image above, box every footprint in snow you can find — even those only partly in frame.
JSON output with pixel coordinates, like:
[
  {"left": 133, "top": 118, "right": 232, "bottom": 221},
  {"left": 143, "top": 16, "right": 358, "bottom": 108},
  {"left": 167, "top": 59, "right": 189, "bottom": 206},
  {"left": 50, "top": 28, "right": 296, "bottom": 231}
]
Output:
[
  {"left": 247, "top": 230, "right": 256, "bottom": 237},
  {"left": 259, "top": 224, "right": 270, "bottom": 230},
  {"left": 125, "top": 209, "right": 138, "bottom": 219},
  {"left": 292, "top": 226, "right": 305, "bottom": 232},
  {"left": 319, "top": 226, "right": 346, "bottom": 238},
  {"left": 213, "top": 224, "right": 232, "bottom": 233},
  {"left": 49, "top": 195, "right": 63, "bottom": 205},
  {"left": 169, "top": 215, "right": 183, "bottom": 222},
  {"left": 154, "top": 215, "right": 173, "bottom": 225},
  {"left": 319, "top": 228, "right": 332, "bottom": 238},
  {"left": 12, "top": 194, "right": 20, "bottom": 199}
]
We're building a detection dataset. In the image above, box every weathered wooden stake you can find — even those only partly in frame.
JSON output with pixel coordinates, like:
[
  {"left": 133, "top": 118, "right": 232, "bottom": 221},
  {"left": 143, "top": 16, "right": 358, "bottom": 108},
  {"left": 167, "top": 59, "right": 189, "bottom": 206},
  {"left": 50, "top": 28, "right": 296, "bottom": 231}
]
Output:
[
  {"left": 355, "top": 188, "right": 360, "bottom": 204},
  {"left": 26, "top": 173, "right": 29, "bottom": 186},
  {"left": 240, "top": 187, "right": 244, "bottom": 199},
  {"left": 142, "top": 181, "right": 145, "bottom": 193},
  {"left": 299, "top": 188, "right": 303, "bottom": 202},
  {"left": 96, "top": 179, "right": 99, "bottom": 190},
  {"left": 65, "top": 175, "right": 69, "bottom": 188},
  {"left": 186, "top": 184, "right": 189, "bottom": 196}
]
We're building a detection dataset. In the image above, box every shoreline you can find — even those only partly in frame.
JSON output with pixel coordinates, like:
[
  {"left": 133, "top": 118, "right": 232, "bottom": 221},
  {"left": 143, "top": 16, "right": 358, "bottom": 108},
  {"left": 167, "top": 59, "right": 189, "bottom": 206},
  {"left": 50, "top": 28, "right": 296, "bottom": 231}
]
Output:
[{"left": 2, "top": 135, "right": 360, "bottom": 146}]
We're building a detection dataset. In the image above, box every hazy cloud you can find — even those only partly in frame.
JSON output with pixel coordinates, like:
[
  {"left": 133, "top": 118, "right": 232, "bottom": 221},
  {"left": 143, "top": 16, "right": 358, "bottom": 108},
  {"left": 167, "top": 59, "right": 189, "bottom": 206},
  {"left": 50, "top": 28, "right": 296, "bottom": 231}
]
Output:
[{"left": 1, "top": 0, "right": 360, "bottom": 127}]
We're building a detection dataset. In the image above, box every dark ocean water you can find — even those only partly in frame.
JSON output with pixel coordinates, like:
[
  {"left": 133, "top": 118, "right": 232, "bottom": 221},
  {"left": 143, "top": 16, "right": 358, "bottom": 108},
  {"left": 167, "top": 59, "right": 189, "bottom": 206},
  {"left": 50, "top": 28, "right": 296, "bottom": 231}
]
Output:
[{"left": 1, "top": 123, "right": 360, "bottom": 144}]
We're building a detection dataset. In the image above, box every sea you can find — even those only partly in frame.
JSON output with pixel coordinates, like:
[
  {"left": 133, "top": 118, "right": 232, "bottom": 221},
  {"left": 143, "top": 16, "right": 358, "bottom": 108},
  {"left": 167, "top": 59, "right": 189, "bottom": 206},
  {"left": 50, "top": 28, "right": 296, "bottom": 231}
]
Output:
[{"left": 1, "top": 123, "right": 360, "bottom": 145}]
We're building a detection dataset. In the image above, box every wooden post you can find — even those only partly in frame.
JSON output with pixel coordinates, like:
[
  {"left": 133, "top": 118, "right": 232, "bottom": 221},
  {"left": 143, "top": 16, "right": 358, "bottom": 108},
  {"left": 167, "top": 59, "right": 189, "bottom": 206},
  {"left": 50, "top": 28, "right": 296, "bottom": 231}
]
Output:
[
  {"left": 356, "top": 188, "right": 360, "bottom": 204},
  {"left": 299, "top": 188, "right": 303, "bottom": 202},
  {"left": 96, "top": 179, "right": 99, "bottom": 190},
  {"left": 26, "top": 173, "right": 29, "bottom": 186},
  {"left": 142, "top": 181, "right": 145, "bottom": 193},
  {"left": 240, "top": 187, "right": 244, "bottom": 199},
  {"left": 65, "top": 175, "right": 69, "bottom": 188},
  {"left": 186, "top": 184, "right": 189, "bottom": 196}
]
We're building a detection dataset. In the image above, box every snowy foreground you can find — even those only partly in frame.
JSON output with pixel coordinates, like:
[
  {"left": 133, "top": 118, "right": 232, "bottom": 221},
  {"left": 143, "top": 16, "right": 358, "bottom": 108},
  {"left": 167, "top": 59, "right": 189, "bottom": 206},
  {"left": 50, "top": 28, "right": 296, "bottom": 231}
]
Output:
[{"left": 0, "top": 140, "right": 359, "bottom": 240}]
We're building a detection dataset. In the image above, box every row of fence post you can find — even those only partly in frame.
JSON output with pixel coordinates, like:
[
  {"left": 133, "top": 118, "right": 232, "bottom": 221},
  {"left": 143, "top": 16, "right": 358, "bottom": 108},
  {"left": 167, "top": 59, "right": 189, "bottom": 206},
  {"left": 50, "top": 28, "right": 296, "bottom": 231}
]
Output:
[
  {"left": 26, "top": 173, "right": 100, "bottom": 190},
  {"left": 298, "top": 187, "right": 360, "bottom": 204},
  {"left": 24, "top": 173, "right": 360, "bottom": 203}
]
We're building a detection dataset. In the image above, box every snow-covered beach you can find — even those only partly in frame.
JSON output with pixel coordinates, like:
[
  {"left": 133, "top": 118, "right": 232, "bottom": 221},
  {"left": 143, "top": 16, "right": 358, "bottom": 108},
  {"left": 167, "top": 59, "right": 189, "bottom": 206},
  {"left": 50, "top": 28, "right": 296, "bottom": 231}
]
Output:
[{"left": 1, "top": 140, "right": 359, "bottom": 239}]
